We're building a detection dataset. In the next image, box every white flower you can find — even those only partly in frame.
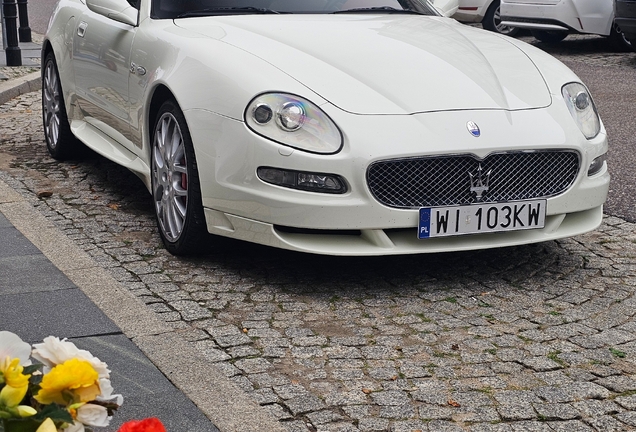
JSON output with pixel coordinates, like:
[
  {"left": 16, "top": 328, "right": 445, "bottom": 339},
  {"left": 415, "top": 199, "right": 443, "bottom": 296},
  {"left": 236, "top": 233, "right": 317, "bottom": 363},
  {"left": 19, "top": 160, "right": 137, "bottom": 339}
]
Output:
[
  {"left": 62, "top": 421, "right": 85, "bottom": 432},
  {"left": 76, "top": 403, "right": 110, "bottom": 427},
  {"left": 31, "top": 337, "right": 81, "bottom": 371},
  {"left": 0, "top": 331, "right": 31, "bottom": 366},
  {"left": 32, "top": 337, "right": 123, "bottom": 405},
  {"left": 96, "top": 378, "right": 123, "bottom": 405}
]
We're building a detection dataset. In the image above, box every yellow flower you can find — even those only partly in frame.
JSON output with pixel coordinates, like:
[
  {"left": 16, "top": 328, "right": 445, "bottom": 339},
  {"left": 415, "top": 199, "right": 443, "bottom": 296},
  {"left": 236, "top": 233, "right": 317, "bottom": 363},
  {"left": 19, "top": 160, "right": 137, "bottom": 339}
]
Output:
[
  {"left": 35, "top": 418, "right": 58, "bottom": 432},
  {"left": 0, "top": 356, "right": 31, "bottom": 407},
  {"left": 17, "top": 405, "right": 37, "bottom": 417},
  {"left": 35, "top": 358, "right": 100, "bottom": 405}
]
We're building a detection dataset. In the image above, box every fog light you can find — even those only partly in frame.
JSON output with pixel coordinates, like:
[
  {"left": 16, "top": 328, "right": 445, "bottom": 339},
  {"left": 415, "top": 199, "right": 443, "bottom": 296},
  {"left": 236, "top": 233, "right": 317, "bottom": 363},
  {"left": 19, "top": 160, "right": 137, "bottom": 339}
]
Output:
[
  {"left": 587, "top": 154, "right": 606, "bottom": 176},
  {"left": 257, "top": 167, "right": 347, "bottom": 194}
]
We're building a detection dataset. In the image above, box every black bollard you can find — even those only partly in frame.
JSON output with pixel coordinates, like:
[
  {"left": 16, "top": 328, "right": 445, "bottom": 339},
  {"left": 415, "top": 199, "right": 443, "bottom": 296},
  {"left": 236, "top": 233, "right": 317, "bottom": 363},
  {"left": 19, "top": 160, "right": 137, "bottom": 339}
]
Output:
[
  {"left": 2, "top": 0, "right": 21, "bottom": 66},
  {"left": 16, "top": 0, "right": 30, "bottom": 43}
]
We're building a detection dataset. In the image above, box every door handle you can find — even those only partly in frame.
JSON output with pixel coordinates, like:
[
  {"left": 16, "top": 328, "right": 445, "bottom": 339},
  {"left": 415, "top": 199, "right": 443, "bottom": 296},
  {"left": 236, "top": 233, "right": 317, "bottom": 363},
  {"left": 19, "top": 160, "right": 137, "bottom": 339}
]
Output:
[{"left": 77, "top": 22, "right": 88, "bottom": 38}]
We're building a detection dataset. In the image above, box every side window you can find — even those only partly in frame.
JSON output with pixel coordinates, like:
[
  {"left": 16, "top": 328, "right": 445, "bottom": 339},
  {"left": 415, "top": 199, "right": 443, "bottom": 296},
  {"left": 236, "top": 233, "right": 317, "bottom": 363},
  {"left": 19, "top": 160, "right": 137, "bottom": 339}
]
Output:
[{"left": 127, "top": 0, "right": 140, "bottom": 9}]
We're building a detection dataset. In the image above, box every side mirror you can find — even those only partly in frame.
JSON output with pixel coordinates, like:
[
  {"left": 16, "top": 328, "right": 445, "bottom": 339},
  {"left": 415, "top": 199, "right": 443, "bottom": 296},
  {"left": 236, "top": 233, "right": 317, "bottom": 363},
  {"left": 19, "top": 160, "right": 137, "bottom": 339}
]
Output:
[
  {"left": 430, "top": 0, "right": 459, "bottom": 17},
  {"left": 86, "top": 0, "right": 138, "bottom": 26}
]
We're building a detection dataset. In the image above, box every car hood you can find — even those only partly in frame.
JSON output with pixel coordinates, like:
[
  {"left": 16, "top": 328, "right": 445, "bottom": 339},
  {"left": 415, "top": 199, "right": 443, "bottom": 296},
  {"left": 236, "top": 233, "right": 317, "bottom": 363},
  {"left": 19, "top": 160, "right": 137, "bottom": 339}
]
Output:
[{"left": 175, "top": 15, "right": 552, "bottom": 115}]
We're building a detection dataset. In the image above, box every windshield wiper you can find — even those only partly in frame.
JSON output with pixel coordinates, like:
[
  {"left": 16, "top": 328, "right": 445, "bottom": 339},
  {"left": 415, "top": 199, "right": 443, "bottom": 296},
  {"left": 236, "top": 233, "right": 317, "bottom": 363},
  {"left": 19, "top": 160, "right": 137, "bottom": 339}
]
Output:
[
  {"left": 177, "top": 7, "right": 282, "bottom": 18},
  {"left": 332, "top": 6, "right": 423, "bottom": 15}
]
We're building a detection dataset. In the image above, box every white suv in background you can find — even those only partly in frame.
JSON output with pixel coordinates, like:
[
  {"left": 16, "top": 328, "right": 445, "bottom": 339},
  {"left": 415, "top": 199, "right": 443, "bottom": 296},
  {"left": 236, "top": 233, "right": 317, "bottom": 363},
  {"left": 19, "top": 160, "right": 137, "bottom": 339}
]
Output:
[
  {"left": 454, "top": 0, "right": 519, "bottom": 35},
  {"left": 500, "top": 0, "right": 633, "bottom": 50}
]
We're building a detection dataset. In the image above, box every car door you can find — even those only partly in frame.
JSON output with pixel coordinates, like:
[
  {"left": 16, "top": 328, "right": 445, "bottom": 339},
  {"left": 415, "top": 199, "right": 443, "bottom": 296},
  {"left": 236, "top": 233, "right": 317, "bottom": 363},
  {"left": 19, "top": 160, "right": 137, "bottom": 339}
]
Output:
[{"left": 72, "top": 1, "right": 139, "bottom": 150}]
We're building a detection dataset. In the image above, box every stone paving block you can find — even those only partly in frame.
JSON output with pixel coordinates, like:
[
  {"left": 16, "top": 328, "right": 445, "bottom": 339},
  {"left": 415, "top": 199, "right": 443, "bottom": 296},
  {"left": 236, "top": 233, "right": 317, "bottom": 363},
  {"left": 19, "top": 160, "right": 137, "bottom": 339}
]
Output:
[
  {"left": 572, "top": 399, "right": 622, "bottom": 417},
  {"left": 418, "top": 404, "right": 453, "bottom": 420},
  {"left": 306, "top": 410, "right": 344, "bottom": 425},
  {"left": 497, "top": 403, "right": 536, "bottom": 421},
  {"left": 235, "top": 357, "right": 273, "bottom": 374},
  {"left": 284, "top": 394, "right": 327, "bottom": 416},
  {"left": 424, "top": 419, "right": 465, "bottom": 431},
  {"left": 379, "top": 404, "right": 416, "bottom": 419},
  {"left": 533, "top": 403, "right": 581, "bottom": 421},
  {"left": 508, "top": 420, "right": 553, "bottom": 431},
  {"left": 596, "top": 375, "right": 636, "bottom": 393},
  {"left": 534, "top": 386, "right": 575, "bottom": 403},
  {"left": 194, "top": 340, "right": 231, "bottom": 362},
  {"left": 584, "top": 414, "right": 631, "bottom": 431},
  {"left": 469, "top": 423, "right": 514, "bottom": 432},
  {"left": 388, "top": 419, "right": 427, "bottom": 432},
  {"left": 519, "top": 357, "right": 563, "bottom": 372},
  {"left": 614, "top": 411, "right": 636, "bottom": 427},
  {"left": 547, "top": 420, "right": 594, "bottom": 431},
  {"left": 614, "top": 394, "right": 636, "bottom": 410},
  {"left": 370, "top": 390, "right": 410, "bottom": 406}
]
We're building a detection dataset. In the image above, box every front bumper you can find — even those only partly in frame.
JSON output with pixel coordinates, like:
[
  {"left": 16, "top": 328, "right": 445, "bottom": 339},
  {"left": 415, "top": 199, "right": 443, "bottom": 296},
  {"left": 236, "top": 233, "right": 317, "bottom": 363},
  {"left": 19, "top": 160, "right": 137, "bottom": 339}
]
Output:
[{"left": 184, "top": 104, "right": 609, "bottom": 255}]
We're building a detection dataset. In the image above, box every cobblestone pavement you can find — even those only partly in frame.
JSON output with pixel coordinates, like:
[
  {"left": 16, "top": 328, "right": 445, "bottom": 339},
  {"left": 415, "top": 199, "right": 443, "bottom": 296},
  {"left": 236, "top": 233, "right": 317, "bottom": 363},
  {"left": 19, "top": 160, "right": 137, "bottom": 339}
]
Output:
[{"left": 1, "top": 37, "right": 636, "bottom": 432}]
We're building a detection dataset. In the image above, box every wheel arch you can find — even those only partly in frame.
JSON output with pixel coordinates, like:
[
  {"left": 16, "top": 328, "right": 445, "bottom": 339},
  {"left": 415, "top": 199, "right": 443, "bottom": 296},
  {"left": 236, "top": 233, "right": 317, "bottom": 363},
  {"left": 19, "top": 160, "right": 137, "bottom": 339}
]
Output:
[{"left": 145, "top": 83, "right": 178, "bottom": 160}]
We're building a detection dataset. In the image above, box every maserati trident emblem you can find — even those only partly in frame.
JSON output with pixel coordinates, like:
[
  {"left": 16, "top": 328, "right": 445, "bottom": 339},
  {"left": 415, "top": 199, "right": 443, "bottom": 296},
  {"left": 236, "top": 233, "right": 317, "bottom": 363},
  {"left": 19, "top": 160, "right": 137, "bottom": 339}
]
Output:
[
  {"left": 467, "top": 121, "right": 480, "bottom": 137},
  {"left": 469, "top": 164, "right": 492, "bottom": 202}
]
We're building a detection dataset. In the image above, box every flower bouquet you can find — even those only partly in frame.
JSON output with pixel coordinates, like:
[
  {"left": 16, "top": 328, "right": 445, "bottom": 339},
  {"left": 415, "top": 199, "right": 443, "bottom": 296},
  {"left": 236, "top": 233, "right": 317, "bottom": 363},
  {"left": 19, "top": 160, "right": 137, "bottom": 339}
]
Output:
[{"left": 0, "top": 331, "right": 123, "bottom": 432}]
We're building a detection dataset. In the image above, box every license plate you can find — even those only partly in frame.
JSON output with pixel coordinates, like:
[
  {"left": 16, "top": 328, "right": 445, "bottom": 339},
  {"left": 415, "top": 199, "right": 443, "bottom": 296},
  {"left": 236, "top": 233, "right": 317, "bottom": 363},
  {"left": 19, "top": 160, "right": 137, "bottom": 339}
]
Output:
[{"left": 418, "top": 200, "right": 546, "bottom": 239}]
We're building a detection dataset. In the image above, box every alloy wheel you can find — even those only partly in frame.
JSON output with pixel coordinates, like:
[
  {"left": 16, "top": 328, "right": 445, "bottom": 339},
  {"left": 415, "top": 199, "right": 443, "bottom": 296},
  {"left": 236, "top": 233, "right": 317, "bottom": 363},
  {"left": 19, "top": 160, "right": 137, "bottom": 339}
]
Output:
[
  {"left": 493, "top": 7, "right": 516, "bottom": 36},
  {"left": 152, "top": 112, "right": 189, "bottom": 242},
  {"left": 42, "top": 60, "right": 61, "bottom": 149}
]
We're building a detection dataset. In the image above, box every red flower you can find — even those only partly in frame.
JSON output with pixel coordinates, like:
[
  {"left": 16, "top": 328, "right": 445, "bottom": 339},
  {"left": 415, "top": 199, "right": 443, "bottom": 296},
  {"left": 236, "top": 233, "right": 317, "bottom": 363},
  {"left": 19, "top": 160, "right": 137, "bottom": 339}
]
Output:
[{"left": 117, "top": 418, "right": 167, "bottom": 432}]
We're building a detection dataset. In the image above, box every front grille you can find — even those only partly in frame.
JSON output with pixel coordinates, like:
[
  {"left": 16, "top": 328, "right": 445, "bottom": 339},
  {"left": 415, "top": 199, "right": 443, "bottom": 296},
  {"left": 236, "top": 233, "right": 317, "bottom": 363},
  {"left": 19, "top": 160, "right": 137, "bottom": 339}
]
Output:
[{"left": 367, "top": 151, "right": 580, "bottom": 209}]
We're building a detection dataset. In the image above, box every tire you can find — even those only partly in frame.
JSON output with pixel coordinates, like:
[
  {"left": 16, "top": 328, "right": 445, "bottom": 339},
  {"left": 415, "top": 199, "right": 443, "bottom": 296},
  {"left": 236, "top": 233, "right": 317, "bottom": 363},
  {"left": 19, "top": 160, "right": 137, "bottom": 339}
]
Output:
[
  {"left": 42, "top": 52, "right": 81, "bottom": 160},
  {"left": 482, "top": 1, "right": 519, "bottom": 37},
  {"left": 609, "top": 22, "right": 634, "bottom": 52},
  {"left": 151, "top": 100, "right": 207, "bottom": 255},
  {"left": 531, "top": 29, "right": 568, "bottom": 43}
]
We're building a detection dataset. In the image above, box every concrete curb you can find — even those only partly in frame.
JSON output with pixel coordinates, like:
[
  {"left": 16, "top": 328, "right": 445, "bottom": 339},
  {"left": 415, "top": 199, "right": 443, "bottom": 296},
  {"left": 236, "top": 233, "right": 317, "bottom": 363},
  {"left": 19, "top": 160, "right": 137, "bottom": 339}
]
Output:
[
  {"left": 0, "top": 116, "right": 286, "bottom": 431},
  {"left": 0, "top": 71, "right": 41, "bottom": 106}
]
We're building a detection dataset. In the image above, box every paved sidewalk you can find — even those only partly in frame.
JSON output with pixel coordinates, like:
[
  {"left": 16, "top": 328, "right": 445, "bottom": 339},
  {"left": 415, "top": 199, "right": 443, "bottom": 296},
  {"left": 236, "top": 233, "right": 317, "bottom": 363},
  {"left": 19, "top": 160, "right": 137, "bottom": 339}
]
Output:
[{"left": 0, "top": 206, "right": 221, "bottom": 431}]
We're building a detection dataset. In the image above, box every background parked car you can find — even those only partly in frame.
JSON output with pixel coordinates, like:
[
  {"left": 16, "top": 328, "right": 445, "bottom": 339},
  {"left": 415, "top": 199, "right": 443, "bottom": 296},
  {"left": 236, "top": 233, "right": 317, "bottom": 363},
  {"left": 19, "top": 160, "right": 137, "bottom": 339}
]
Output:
[
  {"left": 500, "top": 0, "right": 633, "bottom": 51},
  {"left": 453, "top": 0, "right": 519, "bottom": 36},
  {"left": 615, "top": 0, "right": 636, "bottom": 46}
]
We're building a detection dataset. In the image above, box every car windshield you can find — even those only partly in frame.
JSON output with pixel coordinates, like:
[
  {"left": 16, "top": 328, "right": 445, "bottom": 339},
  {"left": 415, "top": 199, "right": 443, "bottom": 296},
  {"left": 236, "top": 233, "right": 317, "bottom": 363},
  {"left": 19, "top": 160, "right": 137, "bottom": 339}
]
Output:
[{"left": 152, "top": 0, "right": 437, "bottom": 19}]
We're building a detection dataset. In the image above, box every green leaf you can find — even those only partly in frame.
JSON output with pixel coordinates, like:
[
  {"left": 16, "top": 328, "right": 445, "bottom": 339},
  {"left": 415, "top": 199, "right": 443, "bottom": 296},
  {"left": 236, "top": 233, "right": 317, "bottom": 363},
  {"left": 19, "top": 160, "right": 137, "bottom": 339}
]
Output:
[
  {"left": 21, "top": 365, "right": 42, "bottom": 376},
  {"left": 32, "top": 405, "right": 72, "bottom": 423},
  {"left": 2, "top": 419, "right": 44, "bottom": 432}
]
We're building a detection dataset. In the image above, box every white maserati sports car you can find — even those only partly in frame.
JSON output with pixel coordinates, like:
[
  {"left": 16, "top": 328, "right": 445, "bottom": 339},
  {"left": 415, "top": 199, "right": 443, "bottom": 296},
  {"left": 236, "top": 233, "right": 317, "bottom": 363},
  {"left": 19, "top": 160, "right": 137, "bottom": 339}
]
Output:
[{"left": 42, "top": 0, "right": 610, "bottom": 255}]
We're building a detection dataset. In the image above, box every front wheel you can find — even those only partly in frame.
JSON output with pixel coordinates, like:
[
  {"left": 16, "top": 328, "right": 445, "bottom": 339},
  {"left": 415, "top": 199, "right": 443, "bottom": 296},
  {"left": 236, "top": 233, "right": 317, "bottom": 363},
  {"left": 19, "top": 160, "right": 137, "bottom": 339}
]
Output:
[
  {"left": 482, "top": 1, "right": 519, "bottom": 37},
  {"left": 151, "top": 100, "right": 207, "bottom": 255},
  {"left": 42, "top": 52, "right": 81, "bottom": 160},
  {"left": 531, "top": 29, "right": 568, "bottom": 43}
]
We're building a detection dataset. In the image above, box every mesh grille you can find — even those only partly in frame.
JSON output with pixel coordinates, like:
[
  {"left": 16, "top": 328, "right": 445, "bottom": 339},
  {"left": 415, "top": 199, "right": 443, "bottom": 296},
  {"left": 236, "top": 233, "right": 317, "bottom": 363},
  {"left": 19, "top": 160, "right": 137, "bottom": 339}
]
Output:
[{"left": 367, "top": 151, "right": 580, "bottom": 208}]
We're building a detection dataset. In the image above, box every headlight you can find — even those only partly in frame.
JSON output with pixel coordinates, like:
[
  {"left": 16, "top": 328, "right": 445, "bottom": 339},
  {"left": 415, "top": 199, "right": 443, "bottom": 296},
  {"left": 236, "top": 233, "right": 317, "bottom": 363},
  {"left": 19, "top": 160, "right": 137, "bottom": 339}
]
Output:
[
  {"left": 562, "top": 82, "right": 600, "bottom": 139},
  {"left": 245, "top": 93, "right": 343, "bottom": 154}
]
